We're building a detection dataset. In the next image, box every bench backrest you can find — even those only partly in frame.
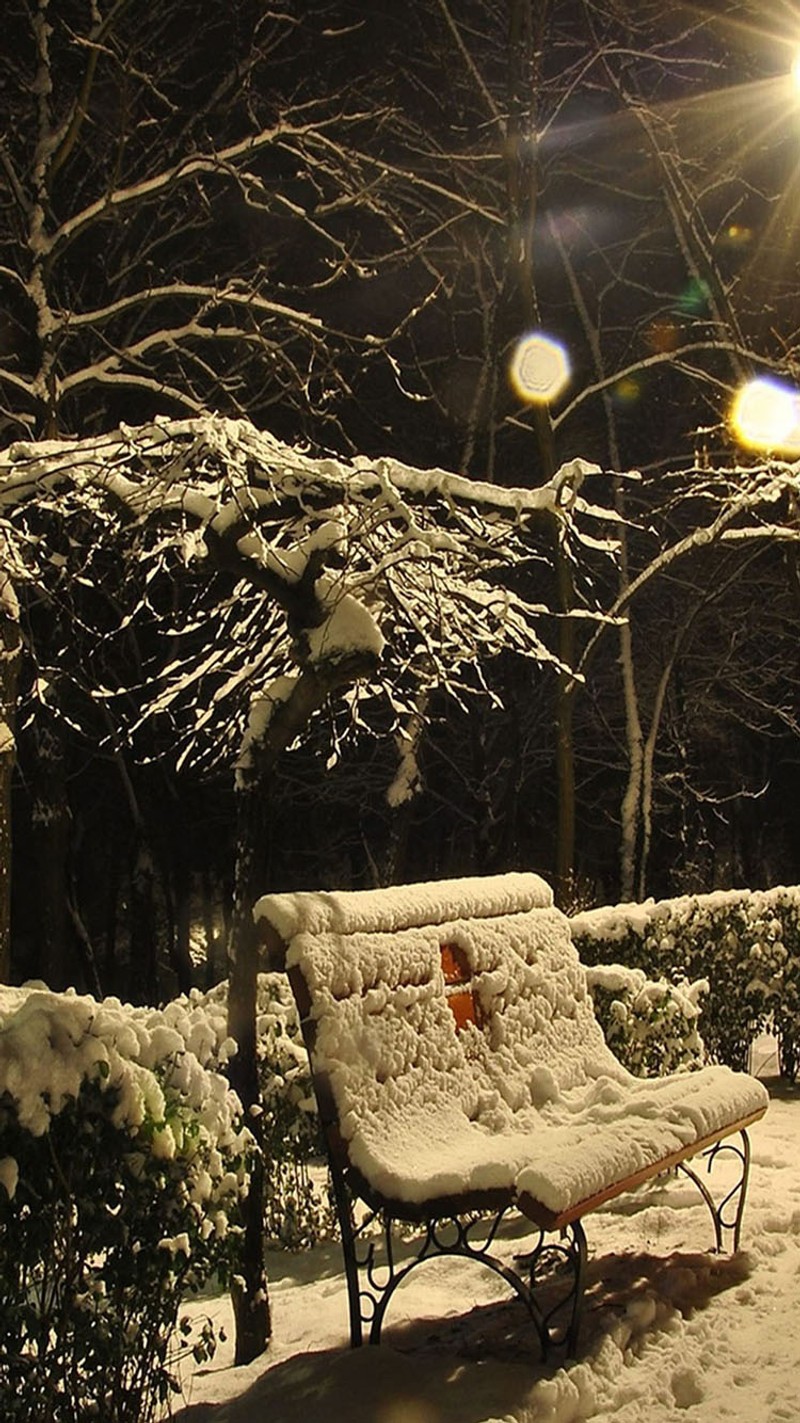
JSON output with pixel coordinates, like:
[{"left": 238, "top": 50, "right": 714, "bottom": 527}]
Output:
[{"left": 255, "top": 873, "right": 624, "bottom": 1154}]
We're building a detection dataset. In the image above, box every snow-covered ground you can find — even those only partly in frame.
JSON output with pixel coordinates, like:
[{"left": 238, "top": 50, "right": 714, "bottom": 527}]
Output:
[{"left": 172, "top": 1043, "right": 798, "bottom": 1423}]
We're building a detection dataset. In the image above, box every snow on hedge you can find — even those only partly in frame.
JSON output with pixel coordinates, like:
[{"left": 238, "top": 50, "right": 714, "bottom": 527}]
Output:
[
  {"left": 571, "top": 884, "right": 800, "bottom": 1077},
  {"left": 583, "top": 963, "right": 707, "bottom": 1076},
  {"left": 0, "top": 984, "right": 255, "bottom": 1422}
]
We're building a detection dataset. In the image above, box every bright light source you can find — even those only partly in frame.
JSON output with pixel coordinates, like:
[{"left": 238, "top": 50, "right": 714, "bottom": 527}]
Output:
[
  {"left": 509, "top": 332, "right": 571, "bottom": 404},
  {"left": 730, "top": 376, "right": 800, "bottom": 453},
  {"left": 792, "top": 49, "right": 800, "bottom": 93}
]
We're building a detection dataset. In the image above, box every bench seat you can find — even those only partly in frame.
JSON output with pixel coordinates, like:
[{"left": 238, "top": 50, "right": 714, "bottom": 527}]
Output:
[{"left": 325, "top": 1072, "right": 766, "bottom": 1222}]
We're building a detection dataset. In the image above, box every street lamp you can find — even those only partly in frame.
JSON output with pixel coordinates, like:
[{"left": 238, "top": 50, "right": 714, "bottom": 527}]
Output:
[
  {"left": 730, "top": 376, "right": 800, "bottom": 455},
  {"left": 509, "top": 332, "right": 571, "bottom": 404}
]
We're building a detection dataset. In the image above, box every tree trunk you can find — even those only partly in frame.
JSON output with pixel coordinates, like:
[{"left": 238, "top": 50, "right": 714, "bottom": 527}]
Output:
[
  {"left": 0, "top": 722, "right": 14, "bottom": 982},
  {"left": 553, "top": 531, "right": 577, "bottom": 905},
  {"left": 617, "top": 492, "right": 644, "bottom": 903},
  {"left": 129, "top": 840, "right": 158, "bottom": 1005},
  {"left": 505, "top": 1, "right": 577, "bottom": 897},
  {"left": 226, "top": 787, "right": 271, "bottom": 1364},
  {"left": 170, "top": 870, "right": 194, "bottom": 995},
  {"left": 202, "top": 867, "right": 227, "bottom": 986},
  {"left": 0, "top": 596, "right": 20, "bottom": 981},
  {"left": 224, "top": 657, "right": 381, "bottom": 1364},
  {"left": 29, "top": 718, "right": 73, "bottom": 990},
  {"left": 554, "top": 670, "right": 576, "bottom": 905}
]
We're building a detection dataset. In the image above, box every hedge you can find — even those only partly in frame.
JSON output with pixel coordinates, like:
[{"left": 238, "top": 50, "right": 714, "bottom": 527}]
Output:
[
  {"left": 189, "top": 974, "right": 334, "bottom": 1249},
  {"left": 571, "top": 884, "right": 800, "bottom": 1079}
]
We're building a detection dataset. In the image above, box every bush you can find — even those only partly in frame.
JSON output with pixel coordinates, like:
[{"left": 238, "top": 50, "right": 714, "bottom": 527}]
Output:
[
  {"left": 572, "top": 885, "right": 800, "bottom": 1078},
  {"left": 0, "top": 985, "right": 252, "bottom": 1423},
  {"left": 185, "top": 974, "right": 335, "bottom": 1249},
  {"left": 585, "top": 963, "right": 706, "bottom": 1076}
]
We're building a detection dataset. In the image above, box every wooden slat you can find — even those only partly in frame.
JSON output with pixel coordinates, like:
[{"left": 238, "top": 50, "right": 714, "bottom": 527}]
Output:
[
  {"left": 440, "top": 942, "right": 482, "bottom": 1029},
  {"left": 446, "top": 988, "right": 477, "bottom": 1030},
  {"left": 440, "top": 942, "right": 470, "bottom": 985}
]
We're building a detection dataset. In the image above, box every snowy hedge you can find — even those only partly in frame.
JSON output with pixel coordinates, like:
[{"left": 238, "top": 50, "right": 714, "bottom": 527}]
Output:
[
  {"left": 0, "top": 985, "right": 252, "bottom": 1423},
  {"left": 571, "top": 885, "right": 800, "bottom": 1079}
]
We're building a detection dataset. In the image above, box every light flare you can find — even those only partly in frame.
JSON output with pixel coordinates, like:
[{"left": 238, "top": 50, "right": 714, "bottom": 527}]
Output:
[
  {"left": 613, "top": 376, "right": 642, "bottom": 406},
  {"left": 730, "top": 376, "right": 800, "bottom": 453},
  {"left": 509, "top": 332, "right": 571, "bottom": 405}
]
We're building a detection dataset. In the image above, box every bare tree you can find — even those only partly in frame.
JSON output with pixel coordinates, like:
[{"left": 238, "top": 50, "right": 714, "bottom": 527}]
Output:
[
  {"left": 4, "top": 0, "right": 799, "bottom": 893},
  {"left": 2, "top": 2, "right": 792, "bottom": 461},
  {"left": 0, "top": 558, "right": 21, "bottom": 976},
  {"left": 573, "top": 457, "right": 800, "bottom": 898},
  {"left": 0, "top": 0, "right": 463, "bottom": 443},
  {"left": 349, "top": 0, "right": 800, "bottom": 892},
  {"left": 0, "top": 411, "right": 617, "bottom": 1357}
]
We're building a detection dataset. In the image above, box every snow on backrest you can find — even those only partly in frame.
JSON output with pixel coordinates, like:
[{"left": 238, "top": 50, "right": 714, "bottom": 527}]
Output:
[
  {"left": 254, "top": 871, "right": 553, "bottom": 941},
  {"left": 286, "top": 923, "right": 482, "bottom": 1146},
  {"left": 260, "top": 873, "right": 619, "bottom": 1147},
  {"left": 440, "top": 907, "right": 621, "bottom": 1114}
]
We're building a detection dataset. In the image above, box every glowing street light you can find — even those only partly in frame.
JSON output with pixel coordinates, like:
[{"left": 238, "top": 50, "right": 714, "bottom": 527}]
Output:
[
  {"left": 509, "top": 332, "right": 571, "bottom": 405},
  {"left": 730, "top": 376, "right": 800, "bottom": 454}
]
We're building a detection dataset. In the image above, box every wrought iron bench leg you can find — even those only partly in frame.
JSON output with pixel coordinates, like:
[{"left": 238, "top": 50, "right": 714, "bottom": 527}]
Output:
[
  {"left": 677, "top": 1128, "right": 752, "bottom": 1253},
  {"left": 329, "top": 1161, "right": 579, "bottom": 1359},
  {"left": 361, "top": 1211, "right": 556, "bottom": 1357},
  {"left": 326, "top": 1158, "right": 368, "bottom": 1347},
  {"left": 515, "top": 1219, "right": 587, "bottom": 1358},
  {"left": 331, "top": 1129, "right": 749, "bottom": 1360}
]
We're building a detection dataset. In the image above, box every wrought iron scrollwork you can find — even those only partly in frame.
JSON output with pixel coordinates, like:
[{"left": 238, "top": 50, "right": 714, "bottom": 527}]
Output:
[
  {"left": 514, "top": 1219, "right": 587, "bottom": 1354},
  {"left": 328, "top": 1131, "right": 752, "bottom": 1361},
  {"left": 331, "top": 1156, "right": 586, "bottom": 1359},
  {"left": 677, "top": 1128, "right": 752, "bottom": 1252}
]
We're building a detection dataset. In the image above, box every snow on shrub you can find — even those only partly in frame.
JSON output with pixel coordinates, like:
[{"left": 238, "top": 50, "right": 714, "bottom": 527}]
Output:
[
  {"left": 0, "top": 984, "right": 252, "bottom": 1423},
  {"left": 585, "top": 963, "right": 707, "bottom": 1077},
  {"left": 184, "top": 974, "right": 334, "bottom": 1249},
  {"left": 572, "top": 885, "right": 800, "bottom": 1078}
]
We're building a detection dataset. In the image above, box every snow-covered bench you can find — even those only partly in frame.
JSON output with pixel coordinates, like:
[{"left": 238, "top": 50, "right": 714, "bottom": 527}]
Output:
[{"left": 255, "top": 872, "right": 768, "bottom": 1357}]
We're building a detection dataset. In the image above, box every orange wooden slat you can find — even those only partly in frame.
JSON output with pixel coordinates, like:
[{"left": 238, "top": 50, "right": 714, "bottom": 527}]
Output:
[{"left": 516, "top": 1107, "right": 767, "bottom": 1230}]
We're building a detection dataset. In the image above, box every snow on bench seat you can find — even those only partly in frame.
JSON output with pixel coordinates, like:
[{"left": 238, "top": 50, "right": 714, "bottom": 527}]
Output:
[{"left": 255, "top": 873, "right": 768, "bottom": 1223}]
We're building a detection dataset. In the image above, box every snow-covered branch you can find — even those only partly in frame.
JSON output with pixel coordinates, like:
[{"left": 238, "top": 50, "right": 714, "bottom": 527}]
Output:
[
  {"left": 0, "top": 414, "right": 618, "bottom": 776},
  {"left": 59, "top": 285, "right": 326, "bottom": 333},
  {"left": 574, "top": 462, "right": 800, "bottom": 684}
]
